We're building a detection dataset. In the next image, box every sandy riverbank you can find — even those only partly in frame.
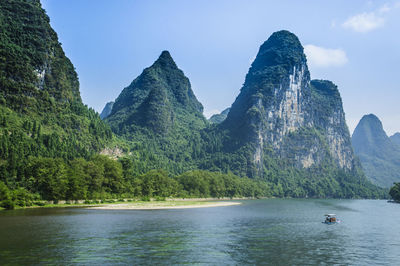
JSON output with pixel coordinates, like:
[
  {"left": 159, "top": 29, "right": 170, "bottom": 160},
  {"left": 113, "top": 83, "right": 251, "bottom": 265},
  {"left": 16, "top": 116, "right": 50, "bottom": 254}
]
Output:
[{"left": 87, "top": 201, "right": 241, "bottom": 210}]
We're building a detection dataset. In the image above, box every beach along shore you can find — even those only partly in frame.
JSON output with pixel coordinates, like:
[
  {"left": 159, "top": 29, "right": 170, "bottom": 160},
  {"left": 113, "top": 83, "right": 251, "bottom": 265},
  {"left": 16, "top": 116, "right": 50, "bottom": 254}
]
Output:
[{"left": 87, "top": 201, "right": 241, "bottom": 210}]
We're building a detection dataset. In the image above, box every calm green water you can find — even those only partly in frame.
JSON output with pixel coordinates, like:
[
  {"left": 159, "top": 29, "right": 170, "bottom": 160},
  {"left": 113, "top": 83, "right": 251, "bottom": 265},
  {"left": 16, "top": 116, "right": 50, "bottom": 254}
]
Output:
[{"left": 0, "top": 199, "right": 399, "bottom": 265}]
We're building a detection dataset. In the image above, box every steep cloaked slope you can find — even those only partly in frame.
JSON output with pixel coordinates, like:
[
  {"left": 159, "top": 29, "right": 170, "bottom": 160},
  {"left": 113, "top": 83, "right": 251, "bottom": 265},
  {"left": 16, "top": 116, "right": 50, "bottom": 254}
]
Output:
[
  {"left": 0, "top": 0, "right": 81, "bottom": 105},
  {"left": 0, "top": 0, "right": 112, "bottom": 184},
  {"left": 352, "top": 114, "right": 400, "bottom": 187}
]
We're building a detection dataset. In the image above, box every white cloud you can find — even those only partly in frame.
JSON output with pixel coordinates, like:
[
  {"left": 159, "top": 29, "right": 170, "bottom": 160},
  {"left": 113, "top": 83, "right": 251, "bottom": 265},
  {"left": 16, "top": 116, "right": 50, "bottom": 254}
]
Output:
[
  {"left": 342, "top": 12, "right": 384, "bottom": 32},
  {"left": 378, "top": 4, "right": 391, "bottom": 14},
  {"left": 342, "top": 2, "right": 400, "bottom": 33},
  {"left": 304, "top": 45, "right": 348, "bottom": 68}
]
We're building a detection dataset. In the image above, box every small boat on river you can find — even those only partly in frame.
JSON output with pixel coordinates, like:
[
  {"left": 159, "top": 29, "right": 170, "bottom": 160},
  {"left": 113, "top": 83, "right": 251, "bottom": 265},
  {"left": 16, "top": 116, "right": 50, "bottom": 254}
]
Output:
[{"left": 323, "top": 214, "right": 340, "bottom": 224}]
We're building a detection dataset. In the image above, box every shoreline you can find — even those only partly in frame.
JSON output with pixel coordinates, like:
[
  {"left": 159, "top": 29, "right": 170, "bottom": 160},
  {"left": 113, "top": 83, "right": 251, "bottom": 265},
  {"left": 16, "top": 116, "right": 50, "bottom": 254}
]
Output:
[
  {"left": 86, "top": 201, "right": 241, "bottom": 210},
  {"left": 0, "top": 199, "right": 244, "bottom": 211}
]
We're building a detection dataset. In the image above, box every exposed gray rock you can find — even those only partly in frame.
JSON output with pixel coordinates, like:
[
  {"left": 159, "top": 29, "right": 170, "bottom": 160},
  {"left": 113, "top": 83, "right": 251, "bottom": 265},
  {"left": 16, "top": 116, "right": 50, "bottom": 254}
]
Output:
[{"left": 222, "top": 30, "right": 357, "bottom": 174}]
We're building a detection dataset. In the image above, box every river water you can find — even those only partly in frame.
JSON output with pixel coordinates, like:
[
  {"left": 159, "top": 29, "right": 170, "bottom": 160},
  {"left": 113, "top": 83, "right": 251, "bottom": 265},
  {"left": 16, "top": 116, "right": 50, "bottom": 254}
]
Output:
[{"left": 0, "top": 199, "right": 399, "bottom": 265}]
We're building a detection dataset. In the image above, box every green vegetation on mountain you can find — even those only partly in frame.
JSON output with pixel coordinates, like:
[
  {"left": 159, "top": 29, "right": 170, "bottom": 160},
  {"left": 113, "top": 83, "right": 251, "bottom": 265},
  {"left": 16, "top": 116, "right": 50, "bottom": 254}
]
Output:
[
  {"left": 209, "top": 31, "right": 381, "bottom": 198},
  {"left": 0, "top": 0, "right": 112, "bottom": 154},
  {"left": 104, "top": 50, "right": 209, "bottom": 175},
  {"left": 0, "top": 0, "right": 264, "bottom": 210},
  {"left": 0, "top": 0, "right": 112, "bottom": 207},
  {"left": 352, "top": 114, "right": 400, "bottom": 187},
  {"left": 106, "top": 50, "right": 205, "bottom": 135},
  {"left": 104, "top": 31, "right": 384, "bottom": 199},
  {"left": 0, "top": 1, "right": 386, "bottom": 208}
]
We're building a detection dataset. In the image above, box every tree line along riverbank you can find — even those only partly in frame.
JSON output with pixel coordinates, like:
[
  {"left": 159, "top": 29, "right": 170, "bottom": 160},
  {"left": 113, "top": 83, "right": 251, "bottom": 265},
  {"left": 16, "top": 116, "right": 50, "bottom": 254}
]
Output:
[{"left": 0, "top": 159, "right": 270, "bottom": 210}]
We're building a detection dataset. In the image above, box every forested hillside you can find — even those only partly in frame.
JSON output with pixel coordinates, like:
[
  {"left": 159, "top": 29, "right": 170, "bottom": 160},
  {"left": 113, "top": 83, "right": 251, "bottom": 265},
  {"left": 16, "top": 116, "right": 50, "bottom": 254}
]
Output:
[
  {"left": 0, "top": 0, "right": 116, "bottom": 208},
  {"left": 0, "top": 1, "right": 386, "bottom": 210}
]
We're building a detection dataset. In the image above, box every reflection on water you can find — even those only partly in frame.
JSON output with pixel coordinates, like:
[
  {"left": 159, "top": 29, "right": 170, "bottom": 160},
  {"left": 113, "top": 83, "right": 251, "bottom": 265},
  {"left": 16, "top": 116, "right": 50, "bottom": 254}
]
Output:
[{"left": 0, "top": 199, "right": 399, "bottom": 265}]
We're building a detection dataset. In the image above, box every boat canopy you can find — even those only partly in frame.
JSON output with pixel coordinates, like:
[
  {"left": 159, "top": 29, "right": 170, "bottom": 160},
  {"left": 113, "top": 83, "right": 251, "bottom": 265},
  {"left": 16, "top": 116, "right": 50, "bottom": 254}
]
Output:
[{"left": 324, "top": 214, "right": 336, "bottom": 216}]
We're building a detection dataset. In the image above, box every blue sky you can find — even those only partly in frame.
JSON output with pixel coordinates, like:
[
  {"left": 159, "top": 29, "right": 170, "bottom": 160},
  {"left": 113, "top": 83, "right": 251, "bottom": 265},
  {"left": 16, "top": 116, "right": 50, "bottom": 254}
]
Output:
[{"left": 41, "top": 0, "right": 400, "bottom": 135}]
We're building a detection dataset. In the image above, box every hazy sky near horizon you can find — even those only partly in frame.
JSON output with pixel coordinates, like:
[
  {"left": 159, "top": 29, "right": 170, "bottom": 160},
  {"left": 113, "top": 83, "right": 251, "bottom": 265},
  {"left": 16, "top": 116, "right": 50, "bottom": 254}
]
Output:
[{"left": 41, "top": 0, "right": 400, "bottom": 135}]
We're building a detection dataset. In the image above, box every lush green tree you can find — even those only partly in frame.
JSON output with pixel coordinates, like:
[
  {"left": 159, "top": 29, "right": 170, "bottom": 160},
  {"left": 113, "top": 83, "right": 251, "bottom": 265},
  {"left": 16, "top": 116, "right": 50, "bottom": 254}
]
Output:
[
  {"left": 67, "top": 159, "right": 89, "bottom": 200},
  {"left": 176, "top": 170, "right": 270, "bottom": 198},
  {"left": 389, "top": 183, "right": 400, "bottom": 202},
  {"left": 138, "top": 170, "right": 179, "bottom": 197},
  {"left": 27, "top": 157, "right": 69, "bottom": 200},
  {"left": 85, "top": 160, "right": 105, "bottom": 197},
  {"left": 0, "top": 181, "right": 14, "bottom": 209}
]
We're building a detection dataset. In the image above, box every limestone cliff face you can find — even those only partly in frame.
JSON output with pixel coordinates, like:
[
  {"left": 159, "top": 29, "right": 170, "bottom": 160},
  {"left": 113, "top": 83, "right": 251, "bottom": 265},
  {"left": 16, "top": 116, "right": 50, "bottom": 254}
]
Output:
[
  {"left": 310, "top": 80, "right": 354, "bottom": 170},
  {"left": 260, "top": 63, "right": 313, "bottom": 168},
  {"left": 223, "top": 30, "right": 356, "bottom": 173}
]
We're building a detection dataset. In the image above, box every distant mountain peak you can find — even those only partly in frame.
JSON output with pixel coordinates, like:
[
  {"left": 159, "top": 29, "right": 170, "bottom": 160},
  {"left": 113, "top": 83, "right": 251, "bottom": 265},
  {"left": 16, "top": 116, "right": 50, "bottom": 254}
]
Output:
[
  {"left": 354, "top": 114, "right": 386, "bottom": 141},
  {"left": 153, "top": 50, "right": 178, "bottom": 69},
  {"left": 352, "top": 113, "right": 400, "bottom": 187},
  {"left": 259, "top": 30, "right": 303, "bottom": 54},
  {"left": 106, "top": 50, "right": 205, "bottom": 135},
  {"left": 159, "top": 50, "right": 173, "bottom": 59},
  {"left": 361, "top": 113, "right": 381, "bottom": 123},
  {"left": 249, "top": 30, "right": 307, "bottom": 76}
]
